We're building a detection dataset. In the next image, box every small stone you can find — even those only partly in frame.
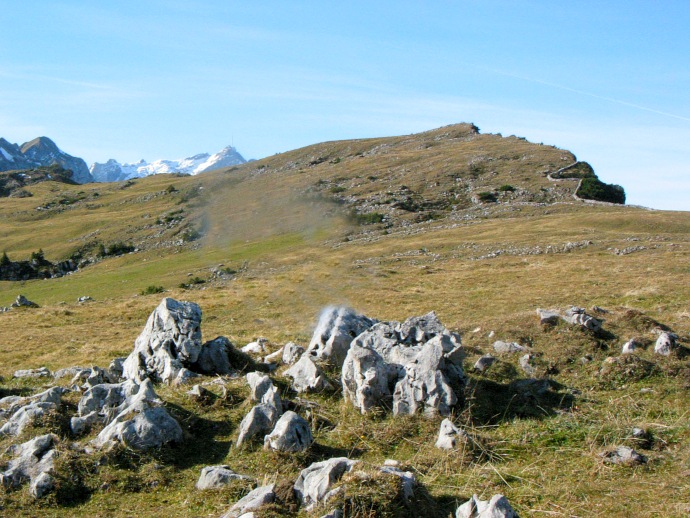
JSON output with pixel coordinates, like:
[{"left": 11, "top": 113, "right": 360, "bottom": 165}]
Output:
[
  {"left": 285, "top": 355, "right": 332, "bottom": 393},
  {"left": 473, "top": 354, "right": 496, "bottom": 372},
  {"left": 282, "top": 342, "right": 305, "bottom": 364},
  {"left": 11, "top": 295, "right": 39, "bottom": 308},
  {"left": 435, "top": 418, "right": 468, "bottom": 450},
  {"left": 493, "top": 341, "right": 526, "bottom": 354},
  {"left": 601, "top": 445, "right": 647, "bottom": 465},
  {"left": 241, "top": 338, "right": 268, "bottom": 355},
  {"left": 536, "top": 308, "right": 560, "bottom": 325},
  {"left": 293, "top": 457, "right": 358, "bottom": 510},
  {"left": 456, "top": 494, "right": 517, "bottom": 518},
  {"left": 236, "top": 404, "right": 280, "bottom": 448},
  {"left": 654, "top": 332, "right": 677, "bottom": 356},
  {"left": 622, "top": 339, "right": 640, "bottom": 355},
  {"left": 196, "top": 465, "right": 251, "bottom": 490},
  {"left": 13, "top": 367, "right": 51, "bottom": 378},
  {"left": 221, "top": 484, "right": 275, "bottom": 518}
]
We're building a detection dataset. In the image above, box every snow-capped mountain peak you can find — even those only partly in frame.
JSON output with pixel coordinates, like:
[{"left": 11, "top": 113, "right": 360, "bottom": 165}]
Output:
[{"left": 90, "top": 145, "right": 246, "bottom": 183}]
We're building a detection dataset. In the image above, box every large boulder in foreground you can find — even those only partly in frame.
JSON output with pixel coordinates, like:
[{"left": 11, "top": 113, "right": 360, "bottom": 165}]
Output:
[
  {"left": 341, "top": 312, "right": 464, "bottom": 417},
  {"left": 123, "top": 298, "right": 203, "bottom": 384}
]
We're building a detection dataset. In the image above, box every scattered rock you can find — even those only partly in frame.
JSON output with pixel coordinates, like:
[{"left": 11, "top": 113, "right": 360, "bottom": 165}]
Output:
[
  {"left": 0, "top": 434, "right": 56, "bottom": 499},
  {"left": 242, "top": 337, "right": 268, "bottom": 355},
  {"left": 519, "top": 354, "right": 538, "bottom": 376},
  {"left": 379, "top": 465, "right": 416, "bottom": 500},
  {"left": 293, "top": 457, "right": 359, "bottom": 510},
  {"left": 473, "top": 354, "right": 496, "bottom": 373},
  {"left": 86, "top": 379, "right": 183, "bottom": 450},
  {"left": 435, "top": 418, "right": 468, "bottom": 449},
  {"left": 630, "top": 427, "right": 653, "bottom": 449},
  {"left": 77, "top": 296, "right": 93, "bottom": 303},
  {"left": 285, "top": 354, "right": 332, "bottom": 393},
  {"left": 53, "top": 366, "right": 89, "bottom": 380},
  {"left": 13, "top": 367, "right": 51, "bottom": 379},
  {"left": 196, "top": 465, "right": 251, "bottom": 490},
  {"left": 187, "top": 384, "right": 214, "bottom": 404},
  {"left": 600, "top": 445, "right": 647, "bottom": 465},
  {"left": 622, "top": 339, "right": 641, "bottom": 355},
  {"left": 70, "top": 410, "right": 100, "bottom": 435},
  {"left": 263, "top": 347, "right": 284, "bottom": 363},
  {"left": 263, "top": 411, "right": 313, "bottom": 452},
  {"left": 246, "top": 373, "right": 282, "bottom": 412},
  {"left": 307, "top": 306, "right": 377, "bottom": 367},
  {"left": 493, "top": 341, "right": 526, "bottom": 354},
  {"left": 221, "top": 483, "right": 276, "bottom": 518},
  {"left": 536, "top": 308, "right": 560, "bottom": 325},
  {"left": 108, "top": 357, "right": 126, "bottom": 381},
  {"left": 564, "top": 306, "right": 602, "bottom": 332},
  {"left": 654, "top": 332, "right": 677, "bottom": 356},
  {"left": 11, "top": 295, "right": 39, "bottom": 308},
  {"left": 236, "top": 404, "right": 280, "bottom": 448},
  {"left": 282, "top": 342, "right": 305, "bottom": 364},
  {"left": 456, "top": 494, "right": 517, "bottom": 517}
]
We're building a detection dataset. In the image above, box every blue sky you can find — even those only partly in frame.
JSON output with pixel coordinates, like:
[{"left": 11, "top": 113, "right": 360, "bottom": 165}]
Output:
[{"left": 0, "top": 1, "right": 688, "bottom": 210}]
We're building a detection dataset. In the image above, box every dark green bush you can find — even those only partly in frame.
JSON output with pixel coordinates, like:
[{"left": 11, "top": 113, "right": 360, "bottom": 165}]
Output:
[
  {"left": 330, "top": 186, "right": 347, "bottom": 194},
  {"left": 577, "top": 177, "right": 626, "bottom": 204},
  {"left": 353, "top": 212, "right": 385, "bottom": 225},
  {"left": 498, "top": 184, "right": 516, "bottom": 192},
  {"left": 140, "top": 285, "right": 165, "bottom": 296},
  {"left": 477, "top": 191, "right": 497, "bottom": 203}
]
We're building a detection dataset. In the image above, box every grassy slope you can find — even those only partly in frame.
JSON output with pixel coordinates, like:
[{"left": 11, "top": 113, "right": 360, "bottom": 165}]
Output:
[{"left": 0, "top": 125, "right": 688, "bottom": 516}]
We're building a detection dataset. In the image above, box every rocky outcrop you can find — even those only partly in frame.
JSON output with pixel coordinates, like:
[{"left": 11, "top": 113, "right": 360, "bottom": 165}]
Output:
[
  {"left": 341, "top": 312, "right": 464, "bottom": 417},
  {"left": 0, "top": 434, "right": 56, "bottom": 499},
  {"left": 0, "top": 402, "right": 57, "bottom": 437},
  {"left": 13, "top": 366, "right": 50, "bottom": 378},
  {"left": 307, "top": 306, "right": 377, "bottom": 367}
]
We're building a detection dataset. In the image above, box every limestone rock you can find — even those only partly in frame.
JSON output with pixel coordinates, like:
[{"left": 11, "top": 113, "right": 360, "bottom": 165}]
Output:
[
  {"left": 379, "top": 465, "right": 416, "bottom": 500},
  {"left": 191, "top": 336, "right": 235, "bottom": 375},
  {"left": 341, "top": 343, "right": 394, "bottom": 414},
  {"left": 95, "top": 405, "right": 183, "bottom": 450},
  {"left": 601, "top": 445, "right": 647, "bottom": 465},
  {"left": 282, "top": 342, "right": 305, "bottom": 364},
  {"left": 307, "top": 306, "right": 376, "bottom": 367},
  {"left": 564, "top": 306, "right": 602, "bottom": 332},
  {"left": 519, "top": 354, "right": 538, "bottom": 377},
  {"left": 285, "top": 354, "right": 332, "bottom": 393},
  {"left": 622, "top": 339, "right": 641, "bottom": 355},
  {"left": 122, "top": 297, "right": 203, "bottom": 384},
  {"left": 435, "top": 418, "right": 468, "bottom": 449},
  {"left": 0, "top": 434, "right": 56, "bottom": 499},
  {"left": 70, "top": 410, "right": 101, "bottom": 435},
  {"left": 0, "top": 402, "right": 56, "bottom": 436},
  {"left": 86, "top": 379, "right": 182, "bottom": 450},
  {"left": 456, "top": 494, "right": 517, "bottom": 518},
  {"left": 221, "top": 483, "right": 275, "bottom": 518},
  {"left": 246, "top": 373, "right": 282, "bottom": 412},
  {"left": 263, "top": 410, "right": 312, "bottom": 452},
  {"left": 341, "top": 312, "right": 464, "bottom": 417},
  {"left": 196, "top": 465, "right": 251, "bottom": 490},
  {"left": 11, "top": 295, "right": 39, "bottom": 308},
  {"left": 536, "top": 308, "right": 560, "bottom": 325},
  {"left": 242, "top": 337, "right": 268, "bottom": 355},
  {"left": 53, "top": 366, "right": 90, "bottom": 380},
  {"left": 473, "top": 354, "right": 496, "bottom": 373},
  {"left": 263, "top": 347, "right": 284, "bottom": 363},
  {"left": 493, "top": 341, "right": 526, "bottom": 354},
  {"left": 393, "top": 341, "right": 457, "bottom": 416},
  {"left": 654, "top": 332, "right": 677, "bottom": 356},
  {"left": 236, "top": 404, "right": 279, "bottom": 447},
  {"left": 13, "top": 367, "right": 51, "bottom": 378},
  {"left": 293, "top": 457, "right": 359, "bottom": 510},
  {"left": 108, "top": 357, "right": 127, "bottom": 381}
]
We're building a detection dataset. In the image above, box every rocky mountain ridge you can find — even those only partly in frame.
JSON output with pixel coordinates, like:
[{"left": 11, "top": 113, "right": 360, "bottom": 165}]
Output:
[
  {"left": 90, "top": 145, "right": 246, "bottom": 182},
  {"left": 0, "top": 137, "right": 92, "bottom": 184}
]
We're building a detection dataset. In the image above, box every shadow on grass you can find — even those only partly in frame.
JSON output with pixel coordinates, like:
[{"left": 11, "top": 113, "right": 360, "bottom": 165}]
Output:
[{"left": 465, "top": 376, "right": 574, "bottom": 425}]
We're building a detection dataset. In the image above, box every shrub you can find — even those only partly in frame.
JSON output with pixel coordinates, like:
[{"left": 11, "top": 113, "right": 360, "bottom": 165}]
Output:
[
  {"left": 353, "top": 212, "right": 385, "bottom": 225},
  {"left": 140, "top": 285, "right": 165, "bottom": 296},
  {"left": 0, "top": 252, "right": 10, "bottom": 267},
  {"left": 577, "top": 177, "right": 626, "bottom": 204},
  {"left": 498, "top": 184, "right": 516, "bottom": 192},
  {"left": 98, "top": 241, "right": 135, "bottom": 257},
  {"left": 477, "top": 191, "right": 497, "bottom": 203}
]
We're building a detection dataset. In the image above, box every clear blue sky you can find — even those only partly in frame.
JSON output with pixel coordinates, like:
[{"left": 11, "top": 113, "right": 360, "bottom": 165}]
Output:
[{"left": 1, "top": 1, "right": 688, "bottom": 210}]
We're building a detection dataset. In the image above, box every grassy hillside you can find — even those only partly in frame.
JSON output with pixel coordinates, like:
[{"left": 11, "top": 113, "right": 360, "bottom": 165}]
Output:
[{"left": 0, "top": 124, "right": 687, "bottom": 516}]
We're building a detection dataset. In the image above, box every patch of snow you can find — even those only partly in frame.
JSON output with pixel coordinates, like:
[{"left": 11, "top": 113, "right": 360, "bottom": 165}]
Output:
[{"left": 0, "top": 147, "right": 14, "bottom": 161}]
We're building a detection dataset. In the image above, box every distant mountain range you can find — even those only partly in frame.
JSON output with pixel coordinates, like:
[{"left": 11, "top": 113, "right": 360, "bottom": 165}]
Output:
[
  {"left": 0, "top": 135, "right": 247, "bottom": 184},
  {"left": 0, "top": 137, "right": 93, "bottom": 184},
  {"left": 90, "top": 146, "right": 247, "bottom": 182}
]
